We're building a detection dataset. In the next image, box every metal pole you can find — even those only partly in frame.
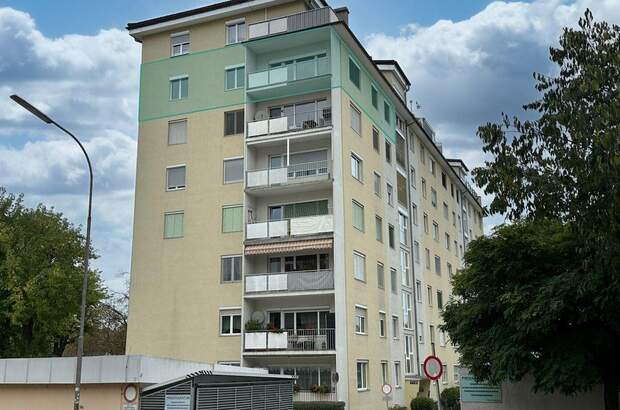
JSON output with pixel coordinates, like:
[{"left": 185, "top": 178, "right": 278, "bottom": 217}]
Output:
[{"left": 432, "top": 342, "right": 442, "bottom": 410}]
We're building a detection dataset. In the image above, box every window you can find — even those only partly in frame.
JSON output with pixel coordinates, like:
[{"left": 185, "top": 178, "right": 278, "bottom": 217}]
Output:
[
  {"left": 392, "top": 316, "right": 399, "bottom": 338},
  {"left": 351, "top": 153, "right": 363, "bottom": 181},
  {"left": 410, "top": 167, "right": 416, "bottom": 188},
  {"left": 222, "top": 205, "right": 243, "bottom": 232},
  {"left": 350, "top": 103, "right": 362, "bottom": 134},
  {"left": 384, "top": 101, "right": 391, "bottom": 124},
  {"left": 221, "top": 255, "right": 242, "bottom": 282},
  {"left": 435, "top": 256, "right": 441, "bottom": 275},
  {"left": 398, "top": 213, "right": 408, "bottom": 245},
  {"left": 166, "top": 165, "right": 186, "bottom": 190},
  {"left": 349, "top": 58, "right": 361, "bottom": 88},
  {"left": 371, "top": 85, "right": 378, "bottom": 109},
  {"left": 387, "top": 183, "right": 394, "bottom": 206},
  {"left": 423, "top": 213, "right": 429, "bottom": 234},
  {"left": 454, "top": 241, "right": 458, "bottom": 256},
  {"left": 452, "top": 211, "right": 457, "bottom": 227},
  {"left": 168, "top": 119, "right": 187, "bottom": 145},
  {"left": 381, "top": 362, "right": 389, "bottom": 385},
  {"left": 372, "top": 127, "right": 380, "bottom": 152},
  {"left": 394, "top": 362, "right": 401, "bottom": 388},
  {"left": 425, "top": 248, "right": 431, "bottom": 270},
  {"left": 385, "top": 140, "right": 392, "bottom": 163},
  {"left": 353, "top": 251, "right": 366, "bottom": 281},
  {"left": 352, "top": 200, "right": 365, "bottom": 232},
  {"left": 400, "top": 249, "right": 410, "bottom": 287},
  {"left": 405, "top": 335, "right": 414, "bottom": 373},
  {"left": 226, "top": 21, "right": 246, "bottom": 44},
  {"left": 356, "top": 361, "right": 368, "bottom": 390},
  {"left": 373, "top": 172, "right": 381, "bottom": 196},
  {"left": 377, "top": 262, "right": 385, "bottom": 289},
  {"left": 412, "top": 203, "right": 418, "bottom": 225},
  {"left": 443, "top": 202, "right": 449, "bottom": 219},
  {"left": 441, "top": 172, "right": 447, "bottom": 188},
  {"left": 447, "top": 263, "right": 453, "bottom": 278},
  {"left": 224, "top": 110, "right": 244, "bottom": 135},
  {"left": 402, "top": 292, "right": 413, "bottom": 329},
  {"left": 416, "top": 281, "right": 422, "bottom": 303},
  {"left": 390, "top": 268, "right": 398, "bottom": 294},
  {"left": 442, "top": 365, "right": 448, "bottom": 383},
  {"left": 432, "top": 221, "right": 439, "bottom": 241},
  {"left": 170, "top": 76, "right": 188, "bottom": 100},
  {"left": 379, "top": 312, "right": 386, "bottom": 337},
  {"left": 220, "top": 310, "right": 241, "bottom": 335},
  {"left": 355, "top": 306, "right": 367, "bottom": 334},
  {"left": 439, "top": 330, "right": 446, "bottom": 347},
  {"left": 225, "top": 66, "right": 245, "bottom": 90},
  {"left": 429, "top": 157, "right": 436, "bottom": 176},
  {"left": 388, "top": 224, "right": 395, "bottom": 249},
  {"left": 164, "top": 212, "right": 184, "bottom": 238},
  {"left": 421, "top": 178, "right": 427, "bottom": 198},
  {"left": 397, "top": 172, "right": 407, "bottom": 206},
  {"left": 375, "top": 216, "right": 383, "bottom": 242},
  {"left": 396, "top": 135, "right": 406, "bottom": 167},
  {"left": 420, "top": 145, "right": 426, "bottom": 164},
  {"left": 223, "top": 158, "right": 243, "bottom": 183},
  {"left": 445, "top": 233, "right": 451, "bottom": 250},
  {"left": 430, "top": 325, "right": 435, "bottom": 343},
  {"left": 417, "top": 321, "right": 424, "bottom": 343},
  {"left": 427, "top": 285, "right": 433, "bottom": 306},
  {"left": 170, "top": 32, "right": 189, "bottom": 56},
  {"left": 437, "top": 290, "right": 444, "bottom": 310},
  {"left": 454, "top": 366, "right": 460, "bottom": 383},
  {"left": 414, "top": 241, "right": 420, "bottom": 264},
  {"left": 431, "top": 188, "right": 438, "bottom": 207}
]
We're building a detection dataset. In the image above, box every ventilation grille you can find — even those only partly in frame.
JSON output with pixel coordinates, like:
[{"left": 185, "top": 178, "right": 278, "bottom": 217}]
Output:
[{"left": 196, "top": 384, "right": 292, "bottom": 410}]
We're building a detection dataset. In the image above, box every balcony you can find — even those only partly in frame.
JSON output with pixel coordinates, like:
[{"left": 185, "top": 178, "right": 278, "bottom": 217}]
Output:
[
  {"left": 244, "top": 329, "right": 336, "bottom": 353},
  {"left": 247, "top": 7, "right": 338, "bottom": 40},
  {"left": 245, "top": 269, "right": 334, "bottom": 295},
  {"left": 246, "top": 214, "right": 333, "bottom": 240},
  {"left": 246, "top": 160, "right": 330, "bottom": 191},
  {"left": 247, "top": 108, "right": 332, "bottom": 138},
  {"left": 294, "top": 390, "right": 337, "bottom": 402}
]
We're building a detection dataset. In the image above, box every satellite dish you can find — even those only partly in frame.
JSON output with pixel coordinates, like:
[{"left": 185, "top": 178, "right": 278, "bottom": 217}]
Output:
[{"left": 251, "top": 311, "right": 265, "bottom": 324}]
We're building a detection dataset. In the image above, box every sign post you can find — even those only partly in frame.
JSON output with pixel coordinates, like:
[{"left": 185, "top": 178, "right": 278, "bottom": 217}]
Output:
[
  {"left": 423, "top": 347, "right": 443, "bottom": 410},
  {"left": 382, "top": 383, "right": 393, "bottom": 410}
]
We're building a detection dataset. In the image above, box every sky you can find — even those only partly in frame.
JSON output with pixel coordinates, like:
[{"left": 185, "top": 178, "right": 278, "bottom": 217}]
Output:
[{"left": 1, "top": 0, "right": 619, "bottom": 292}]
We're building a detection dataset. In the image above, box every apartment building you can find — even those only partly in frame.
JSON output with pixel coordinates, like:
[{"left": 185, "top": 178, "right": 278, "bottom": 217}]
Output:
[{"left": 125, "top": 1, "right": 484, "bottom": 408}]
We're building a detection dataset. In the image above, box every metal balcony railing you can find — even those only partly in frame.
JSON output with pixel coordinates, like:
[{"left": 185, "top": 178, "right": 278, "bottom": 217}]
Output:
[
  {"left": 245, "top": 269, "right": 334, "bottom": 294},
  {"left": 294, "top": 390, "right": 337, "bottom": 402},
  {"left": 246, "top": 160, "right": 330, "bottom": 189},
  {"left": 247, "top": 56, "right": 330, "bottom": 89},
  {"left": 246, "top": 213, "right": 334, "bottom": 240},
  {"left": 247, "top": 7, "right": 338, "bottom": 39},
  {"left": 244, "top": 328, "right": 336, "bottom": 352},
  {"left": 247, "top": 108, "right": 332, "bottom": 137}
]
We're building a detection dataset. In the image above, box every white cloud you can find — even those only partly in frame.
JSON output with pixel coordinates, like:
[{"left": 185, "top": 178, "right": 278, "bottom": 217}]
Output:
[
  {"left": 365, "top": 0, "right": 620, "bottom": 231},
  {"left": 0, "top": 7, "right": 140, "bottom": 286}
]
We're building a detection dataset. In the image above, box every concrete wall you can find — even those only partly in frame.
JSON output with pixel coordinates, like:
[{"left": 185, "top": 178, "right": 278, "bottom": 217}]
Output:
[{"left": 0, "top": 384, "right": 126, "bottom": 410}]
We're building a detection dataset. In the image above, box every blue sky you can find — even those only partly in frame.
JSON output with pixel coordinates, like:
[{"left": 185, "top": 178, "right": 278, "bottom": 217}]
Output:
[{"left": 1, "top": 0, "right": 618, "bottom": 292}]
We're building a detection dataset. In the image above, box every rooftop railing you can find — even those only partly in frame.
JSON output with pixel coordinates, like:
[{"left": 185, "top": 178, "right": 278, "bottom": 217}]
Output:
[{"left": 247, "top": 7, "right": 338, "bottom": 40}]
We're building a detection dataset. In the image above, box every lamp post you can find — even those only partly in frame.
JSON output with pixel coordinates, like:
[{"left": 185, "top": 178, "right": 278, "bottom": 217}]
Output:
[{"left": 10, "top": 95, "right": 93, "bottom": 410}]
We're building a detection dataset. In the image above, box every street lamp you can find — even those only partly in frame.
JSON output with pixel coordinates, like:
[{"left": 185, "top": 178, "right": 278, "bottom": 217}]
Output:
[{"left": 10, "top": 95, "right": 93, "bottom": 410}]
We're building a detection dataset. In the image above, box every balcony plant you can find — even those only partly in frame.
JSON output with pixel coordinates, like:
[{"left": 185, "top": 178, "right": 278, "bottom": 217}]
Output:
[
  {"left": 266, "top": 322, "right": 284, "bottom": 333},
  {"left": 244, "top": 320, "right": 263, "bottom": 332},
  {"left": 293, "top": 384, "right": 301, "bottom": 393}
]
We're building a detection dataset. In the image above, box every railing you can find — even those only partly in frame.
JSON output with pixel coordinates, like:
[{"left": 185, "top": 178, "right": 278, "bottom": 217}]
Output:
[
  {"left": 294, "top": 390, "right": 337, "bottom": 402},
  {"left": 246, "top": 160, "right": 330, "bottom": 189},
  {"left": 246, "top": 214, "right": 333, "bottom": 240},
  {"left": 245, "top": 269, "right": 334, "bottom": 293},
  {"left": 247, "top": 108, "right": 332, "bottom": 137},
  {"left": 244, "top": 328, "right": 336, "bottom": 351},
  {"left": 248, "top": 7, "right": 337, "bottom": 39},
  {"left": 247, "top": 56, "right": 330, "bottom": 89}
]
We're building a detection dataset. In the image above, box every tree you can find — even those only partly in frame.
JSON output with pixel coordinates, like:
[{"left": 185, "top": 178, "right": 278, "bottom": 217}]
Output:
[
  {"left": 0, "top": 188, "right": 105, "bottom": 357},
  {"left": 456, "top": 10, "right": 620, "bottom": 410}
]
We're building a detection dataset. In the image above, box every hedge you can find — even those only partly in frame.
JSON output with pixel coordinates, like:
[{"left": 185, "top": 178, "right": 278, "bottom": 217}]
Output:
[
  {"left": 293, "top": 402, "right": 346, "bottom": 410},
  {"left": 411, "top": 397, "right": 438, "bottom": 410}
]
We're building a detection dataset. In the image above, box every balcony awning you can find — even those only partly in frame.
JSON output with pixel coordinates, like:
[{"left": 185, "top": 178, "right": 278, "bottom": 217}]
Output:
[{"left": 245, "top": 238, "right": 333, "bottom": 255}]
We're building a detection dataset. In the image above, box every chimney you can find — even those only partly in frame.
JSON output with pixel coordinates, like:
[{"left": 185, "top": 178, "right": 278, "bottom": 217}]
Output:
[{"left": 334, "top": 7, "right": 349, "bottom": 25}]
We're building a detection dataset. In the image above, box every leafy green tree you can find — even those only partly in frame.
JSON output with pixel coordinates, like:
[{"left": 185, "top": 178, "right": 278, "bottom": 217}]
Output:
[
  {"left": 0, "top": 188, "right": 105, "bottom": 357},
  {"left": 450, "top": 10, "right": 620, "bottom": 409}
]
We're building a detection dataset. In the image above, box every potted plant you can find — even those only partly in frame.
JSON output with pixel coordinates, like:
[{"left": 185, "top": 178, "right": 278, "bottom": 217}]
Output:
[
  {"left": 293, "top": 384, "right": 301, "bottom": 393},
  {"left": 245, "top": 320, "right": 263, "bottom": 332}
]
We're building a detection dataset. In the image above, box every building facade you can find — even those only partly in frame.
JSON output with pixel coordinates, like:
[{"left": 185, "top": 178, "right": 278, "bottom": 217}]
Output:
[{"left": 125, "top": 1, "right": 484, "bottom": 408}]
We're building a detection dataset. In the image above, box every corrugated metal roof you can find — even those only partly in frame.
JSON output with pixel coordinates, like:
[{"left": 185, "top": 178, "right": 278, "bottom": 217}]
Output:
[{"left": 245, "top": 238, "right": 332, "bottom": 255}]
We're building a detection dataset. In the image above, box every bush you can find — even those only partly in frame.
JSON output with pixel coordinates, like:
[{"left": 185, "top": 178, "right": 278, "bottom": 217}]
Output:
[
  {"left": 389, "top": 405, "right": 408, "bottom": 410},
  {"left": 411, "top": 397, "right": 438, "bottom": 410},
  {"left": 440, "top": 387, "right": 460, "bottom": 410},
  {"left": 293, "top": 402, "right": 346, "bottom": 410},
  {"left": 244, "top": 320, "right": 263, "bottom": 331}
]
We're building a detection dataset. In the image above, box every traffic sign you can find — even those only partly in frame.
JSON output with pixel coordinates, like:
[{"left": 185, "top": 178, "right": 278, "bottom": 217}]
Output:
[
  {"left": 382, "top": 383, "right": 393, "bottom": 395},
  {"left": 423, "top": 355, "right": 443, "bottom": 381}
]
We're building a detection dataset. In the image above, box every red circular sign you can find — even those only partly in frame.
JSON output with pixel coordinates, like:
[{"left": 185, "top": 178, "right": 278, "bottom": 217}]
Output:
[{"left": 423, "top": 355, "right": 443, "bottom": 381}]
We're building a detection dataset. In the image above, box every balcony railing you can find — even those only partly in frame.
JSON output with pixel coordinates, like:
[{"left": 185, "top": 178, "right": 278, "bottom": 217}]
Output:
[
  {"left": 247, "top": 108, "right": 332, "bottom": 138},
  {"left": 247, "top": 56, "right": 329, "bottom": 89},
  {"left": 246, "top": 214, "right": 333, "bottom": 240},
  {"left": 244, "top": 329, "right": 336, "bottom": 352},
  {"left": 246, "top": 160, "right": 330, "bottom": 189},
  {"left": 245, "top": 269, "right": 334, "bottom": 294},
  {"left": 248, "top": 7, "right": 338, "bottom": 39},
  {"left": 294, "top": 390, "right": 337, "bottom": 402}
]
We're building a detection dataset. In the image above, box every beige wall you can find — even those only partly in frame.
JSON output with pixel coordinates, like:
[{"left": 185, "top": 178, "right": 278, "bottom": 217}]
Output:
[
  {"left": 0, "top": 384, "right": 126, "bottom": 410},
  {"left": 141, "top": 2, "right": 310, "bottom": 63}
]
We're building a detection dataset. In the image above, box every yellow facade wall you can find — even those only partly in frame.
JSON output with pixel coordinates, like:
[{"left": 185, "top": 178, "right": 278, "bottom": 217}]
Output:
[{"left": 0, "top": 384, "right": 126, "bottom": 410}]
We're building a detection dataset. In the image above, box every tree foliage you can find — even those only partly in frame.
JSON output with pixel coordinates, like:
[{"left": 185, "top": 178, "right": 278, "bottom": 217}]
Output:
[
  {"left": 452, "top": 9, "right": 620, "bottom": 409},
  {"left": 0, "top": 187, "right": 106, "bottom": 357}
]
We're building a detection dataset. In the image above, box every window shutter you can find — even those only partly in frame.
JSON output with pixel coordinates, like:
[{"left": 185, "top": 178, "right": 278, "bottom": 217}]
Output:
[
  {"left": 223, "top": 206, "right": 242, "bottom": 232},
  {"left": 167, "top": 167, "right": 186, "bottom": 189},
  {"left": 168, "top": 120, "right": 187, "bottom": 144}
]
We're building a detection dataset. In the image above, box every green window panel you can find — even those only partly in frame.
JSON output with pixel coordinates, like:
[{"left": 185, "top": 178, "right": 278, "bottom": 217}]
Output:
[
  {"left": 222, "top": 205, "right": 243, "bottom": 233},
  {"left": 283, "top": 200, "right": 328, "bottom": 219},
  {"left": 164, "top": 212, "right": 184, "bottom": 238},
  {"left": 349, "top": 57, "right": 360, "bottom": 89},
  {"left": 352, "top": 200, "right": 364, "bottom": 232}
]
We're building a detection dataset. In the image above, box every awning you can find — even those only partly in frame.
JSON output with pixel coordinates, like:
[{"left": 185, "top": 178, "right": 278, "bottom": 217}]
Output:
[{"left": 245, "top": 238, "right": 333, "bottom": 255}]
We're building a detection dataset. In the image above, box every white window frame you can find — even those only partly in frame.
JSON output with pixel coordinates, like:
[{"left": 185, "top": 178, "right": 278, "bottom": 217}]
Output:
[
  {"left": 169, "top": 75, "right": 189, "bottom": 100},
  {"left": 386, "top": 183, "right": 394, "bottom": 206},
  {"left": 350, "top": 103, "right": 362, "bottom": 135},
  {"left": 351, "top": 152, "right": 363, "bottom": 181},
  {"left": 226, "top": 19, "right": 246, "bottom": 45},
  {"left": 170, "top": 31, "right": 190, "bottom": 56},
  {"left": 221, "top": 255, "right": 242, "bottom": 283},
  {"left": 225, "top": 65, "right": 245, "bottom": 90},
  {"left": 164, "top": 211, "right": 184, "bottom": 239},
  {"left": 355, "top": 305, "right": 368, "bottom": 335},
  {"left": 353, "top": 251, "right": 366, "bottom": 282},
  {"left": 356, "top": 360, "right": 368, "bottom": 391},
  {"left": 220, "top": 310, "right": 241, "bottom": 336},
  {"left": 373, "top": 171, "right": 381, "bottom": 197},
  {"left": 223, "top": 157, "right": 244, "bottom": 184},
  {"left": 166, "top": 164, "right": 186, "bottom": 191},
  {"left": 394, "top": 362, "right": 402, "bottom": 388},
  {"left": 392, "top": 315, "right": 399, "bottom": 339},
  {"left": 168, "top": 119, "right": 188, "bottom": 145},
  {"left": 352, "top": 200, "right": 365, "bottom": 232},
  {"left": 379, "top": 311, "right": 386, "bottom": 338}
]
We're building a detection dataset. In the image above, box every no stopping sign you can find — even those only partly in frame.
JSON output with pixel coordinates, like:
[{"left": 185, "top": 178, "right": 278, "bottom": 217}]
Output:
[{"left": 423, "top": 355, "right": 443, "bottom": 381}]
